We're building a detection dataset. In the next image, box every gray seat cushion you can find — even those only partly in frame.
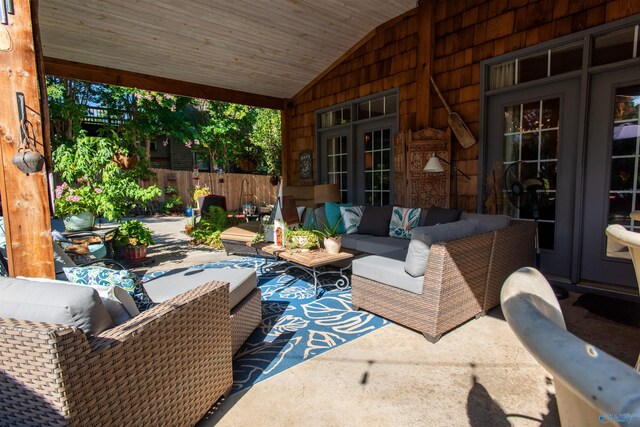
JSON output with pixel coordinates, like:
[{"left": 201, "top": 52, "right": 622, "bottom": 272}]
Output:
[
  {"left": 0, "top": 277, "right": 113, "bottom": 336},
  {"left": 143, "top": 267, "right": 257, "bottom": 309},
  {"left": 405, "top": 221, "right": 477, "bottom": 277},
  {"left": 461, "top": 212, "right": 511, "bottom": 234},
  {"left": 341, "top": 233, "right": 374, "bottom": 250},
  {"left": 355, "top": 236, "right": 411, "bottom": 255},
  {"left": 353, "top": 254, "right": 424, "bottom": 294}
]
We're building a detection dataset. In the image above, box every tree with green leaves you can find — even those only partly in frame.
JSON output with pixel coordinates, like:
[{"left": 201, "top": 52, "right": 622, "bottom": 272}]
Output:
[
  {"left": 46, "top": 77, "right": 101, "bottom": 144},
  {"left": 252, "top": 108, "right": 281, "bottom": 175}
]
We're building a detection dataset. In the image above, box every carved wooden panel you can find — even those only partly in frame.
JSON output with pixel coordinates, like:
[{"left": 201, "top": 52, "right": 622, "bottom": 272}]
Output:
[{"left": 393, "top": 127, "right": 451, "bottom": 208}]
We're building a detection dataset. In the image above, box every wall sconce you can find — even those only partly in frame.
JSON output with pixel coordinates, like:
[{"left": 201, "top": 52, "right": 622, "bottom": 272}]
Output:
[{"left": 424, "top": 154, "right": 470, "bottom": 209}]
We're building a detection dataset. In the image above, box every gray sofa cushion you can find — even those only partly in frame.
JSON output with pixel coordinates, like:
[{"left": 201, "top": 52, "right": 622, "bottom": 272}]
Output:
[
  {"left": 19, "top": 276, "right": 139, "bottom": 326},
  {"left": 405, "top": 220, "right": 477, "bottom": 277},
  {"left": 341, "top": 233, "right": 373, "bottom": 250},
  {"left": 314, "top": 207, "right": 327, "bottom": 231},
  {"left": 461, "top": 212, "right": 511, "bottom": 234},
  {"left": 420, "top": 206, "right": 462, "bottom": 226},
  {"left": 355, "top": 236, "right": 411, "bottom": 255},
  {"left": 0, "top": 277, "right": 113, "bottom": 336},
  {"left": 353, "top": 254, "right": 424, "bottom": 294},
  {"left": 357, "top": 205, "right": 393, "bottom": 236},
  {"left": 143, "top": 267, "right": 256, "bottom": 308}
]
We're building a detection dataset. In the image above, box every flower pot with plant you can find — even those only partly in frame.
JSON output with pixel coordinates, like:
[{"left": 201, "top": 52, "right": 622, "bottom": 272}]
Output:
[
  {"left": 54, "top": 182, "right": 101, "bottom": 231},
  {"left": 284, "top": 228, "right": 320, "bottom": 251},
  {"left": 313, "top": 216, "right": 343, "bottom": 254},
  {"left": 115, "top": 220, "right": 154, "bottom": 261}
]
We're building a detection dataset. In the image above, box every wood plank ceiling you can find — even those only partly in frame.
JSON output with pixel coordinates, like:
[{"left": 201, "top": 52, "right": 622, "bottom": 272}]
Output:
[{"left": 38, "top": 0, "right": 417, "bottom": 100}]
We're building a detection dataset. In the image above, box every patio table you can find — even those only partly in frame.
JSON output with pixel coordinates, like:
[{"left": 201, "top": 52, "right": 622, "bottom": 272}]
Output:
[
  {"left": 257, "top": 244, "right": 356, "bottom": 298},
  {"left": 61, "top": 224, "right": 120, "bottom": 257}
]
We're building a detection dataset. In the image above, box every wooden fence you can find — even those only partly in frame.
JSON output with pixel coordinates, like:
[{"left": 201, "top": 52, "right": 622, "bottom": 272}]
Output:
[{"left": 143, "top": 169, "right": 278, "bottom": 211}]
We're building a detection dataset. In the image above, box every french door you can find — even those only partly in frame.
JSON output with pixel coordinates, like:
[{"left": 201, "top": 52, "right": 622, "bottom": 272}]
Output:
[
  {"left": 486, "top": 79, "right": 580, "bottom": 280},
  {"left": 581, "top": 65, "right": 640, "bottom": 290},
  {"left": 317, "top": 129, "right": 351, "bottom": 203},
  {"left": 355, "top": 118, "right": 395, "bottom": 206}
]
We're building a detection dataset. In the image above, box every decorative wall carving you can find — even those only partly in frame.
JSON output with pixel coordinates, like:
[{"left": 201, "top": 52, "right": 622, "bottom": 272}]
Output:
[{"left": 393, "top": 127, "right": 451, "bottom": 208}]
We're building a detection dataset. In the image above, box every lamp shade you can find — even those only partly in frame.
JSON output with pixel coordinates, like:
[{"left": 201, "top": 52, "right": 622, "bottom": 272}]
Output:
[
  {"left": 424, "top": 155, "right": 445, "bottom": 173},
  {"left": 314, "top": 183, "right": 341, "bottom": 204}
]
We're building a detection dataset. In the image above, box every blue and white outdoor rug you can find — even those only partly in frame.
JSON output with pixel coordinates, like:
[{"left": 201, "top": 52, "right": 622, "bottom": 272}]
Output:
[{"left": 144, "top": 257, "right": 387, "bottom": 393}]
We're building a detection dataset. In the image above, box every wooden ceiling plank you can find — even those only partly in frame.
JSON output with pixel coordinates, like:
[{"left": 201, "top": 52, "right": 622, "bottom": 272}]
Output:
[{"left": 38, "top": 0, "right": 417, "bottom": 98}]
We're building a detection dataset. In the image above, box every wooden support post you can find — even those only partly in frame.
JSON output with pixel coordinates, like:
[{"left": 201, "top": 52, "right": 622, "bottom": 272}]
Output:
[
  {"left": 0, "top": 0, "right": 54, "bottom": 277},
  {"left": 415, "top": 0, "right": 435, "bottom": 129},
  {"left": 280, "top": 101, "right": 291, "bottom": 186}
]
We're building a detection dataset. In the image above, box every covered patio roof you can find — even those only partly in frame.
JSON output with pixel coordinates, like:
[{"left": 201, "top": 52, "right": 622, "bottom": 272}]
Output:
[{"left": 39, "top": 0, "right": 417, "bottom": 107}]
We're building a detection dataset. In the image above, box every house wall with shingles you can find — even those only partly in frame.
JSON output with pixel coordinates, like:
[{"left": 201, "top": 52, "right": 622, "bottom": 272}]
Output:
[{"left": 284, "top": 0, "right": 640, "bottom": 211}]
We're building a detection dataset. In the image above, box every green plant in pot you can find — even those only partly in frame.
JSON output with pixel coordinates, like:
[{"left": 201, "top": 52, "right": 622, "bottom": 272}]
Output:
[
  {"left": 284, "top": 228, "right": 320, "bottom": 251},
  {"left": 313, "top": 216, "right": 343, "bottom": 254},
  {"left": 115, "top": 220, "right": 154, "bottom": 261}
]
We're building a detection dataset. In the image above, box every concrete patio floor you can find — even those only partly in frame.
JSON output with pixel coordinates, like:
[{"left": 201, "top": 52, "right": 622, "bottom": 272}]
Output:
[{"left": 135, "top": 217, "right": 640, "bottom": 427}]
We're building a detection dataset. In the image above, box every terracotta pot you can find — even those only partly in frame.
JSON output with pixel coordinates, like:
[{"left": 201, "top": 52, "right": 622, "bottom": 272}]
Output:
[
  {"left": 323, "top": 236, "right": 342, "bottom": 254},
  {"left": 112, "top": 153, "right": 140, "bottom": 170},
  {"left": 123, "top": 244, "right": 147, "bottom": 261}
]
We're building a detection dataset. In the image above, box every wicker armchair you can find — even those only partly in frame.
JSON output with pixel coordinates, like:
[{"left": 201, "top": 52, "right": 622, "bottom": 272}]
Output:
[
  {"left": 352, "top": 221, "right": 535, "bottom": 342},
  {"left": 0, "top": 281, "right": 233, "bottom": 426}
]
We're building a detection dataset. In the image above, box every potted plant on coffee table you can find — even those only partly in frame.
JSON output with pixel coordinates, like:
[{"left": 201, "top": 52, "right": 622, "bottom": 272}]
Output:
[
  {"left": 115, "top": 220, "right": 154, "bottom": 261},
  {"left": 313, "top": 217, "right": 343, "bottom": 254},
  {"left": 284, "top": 228, "right": 320, "bottom": 251}
]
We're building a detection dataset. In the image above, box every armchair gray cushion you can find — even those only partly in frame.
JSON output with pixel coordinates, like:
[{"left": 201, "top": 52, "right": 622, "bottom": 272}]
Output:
[{"left": 0, "top": 277, "right": 113, "bottom": 336}]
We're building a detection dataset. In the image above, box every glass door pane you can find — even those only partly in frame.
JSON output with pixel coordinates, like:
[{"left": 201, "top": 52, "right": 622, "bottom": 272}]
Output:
[
  {"left": 502, "top": 98, "right": 560, "bottom": 250},
  {"left": 326, "top": 136, "right": 349, "bottom": 203},
  {"left": 363, "top": 128, "right": 391, "bottom": 205}
]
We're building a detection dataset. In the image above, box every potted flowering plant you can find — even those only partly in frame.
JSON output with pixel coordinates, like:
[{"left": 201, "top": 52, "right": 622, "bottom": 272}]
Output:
[
  {"left": 115, "top": 220, "right": 154, "bottom": 261},
  {"left": 54, "top": 182, "right": 102, "bottom": 231}
]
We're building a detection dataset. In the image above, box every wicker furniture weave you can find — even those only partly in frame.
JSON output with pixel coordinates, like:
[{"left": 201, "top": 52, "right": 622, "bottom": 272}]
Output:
[
  {"left": 230, "top": 288, "right": 262, "bottom": 354},
  {"left": 0, "top": 281, "right": 233, "bottom": 426},
  {"left": 351, "top": 221, "right": 535, "bottom": 342}
]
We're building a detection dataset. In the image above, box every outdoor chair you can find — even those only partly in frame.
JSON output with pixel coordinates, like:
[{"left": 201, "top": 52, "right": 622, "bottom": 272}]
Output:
[
  {"left": 605, "top": 224, "right": 640, "bottom": 294},
  {"left": 501, "top": 267, "right": 640, "bottom": 426}
]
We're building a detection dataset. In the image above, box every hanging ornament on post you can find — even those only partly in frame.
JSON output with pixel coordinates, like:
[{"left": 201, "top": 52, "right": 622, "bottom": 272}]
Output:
[
  {"left": 12, "top": 92, "right": 44, "bottom": 175},
  {"left": 192, "top": 165, "right": 199, "bottom": 181}
]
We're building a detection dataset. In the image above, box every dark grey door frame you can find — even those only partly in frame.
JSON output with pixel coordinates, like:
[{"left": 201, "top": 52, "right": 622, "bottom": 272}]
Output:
[
  {"left": 485, "top": 78, "right": 581, "bottom": 281},
  {"left": 580, "top": 65, "right": 640, "bottom": 289}
]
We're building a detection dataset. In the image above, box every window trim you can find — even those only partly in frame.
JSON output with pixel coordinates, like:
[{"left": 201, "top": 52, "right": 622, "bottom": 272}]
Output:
[
  {"left": 316, "top": 89, "right": 399, "bottom": 204},
  {"left": 479, "top": 14, "right": 640, "bottom": 212}
]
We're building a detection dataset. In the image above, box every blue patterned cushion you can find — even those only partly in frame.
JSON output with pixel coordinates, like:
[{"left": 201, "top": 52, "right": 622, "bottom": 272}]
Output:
[
  {"left": 324, "top": 202, "right": 352, "bottom": 234},
  {"left": 64, "top": 266, "right": 155, "bottom": 311},
  {"left": 389, "top": 207, "right": 421, "bottom": 239},
  {"left": 340, "top": 205, "right": 365, "bottom": 234}
]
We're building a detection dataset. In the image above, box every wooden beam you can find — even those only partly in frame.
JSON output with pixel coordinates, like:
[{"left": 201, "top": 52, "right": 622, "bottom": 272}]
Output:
[
  {"left": 44, "top": 57, "right": 286, "bottom": 110},
  {"left": 0, "top": 0, "right": 54, "bottom": 277},
  {"left": 280, "top": 102, "right": 292, "bottom": 186},
  {"left": 415, "top": 0, "right": 435, "bottom": 129}
]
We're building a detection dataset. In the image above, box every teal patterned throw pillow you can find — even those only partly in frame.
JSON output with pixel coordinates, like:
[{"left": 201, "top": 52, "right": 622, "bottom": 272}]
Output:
[
  {"left": 340, "top": 205, "right": 365, "bottom": 234},
  {"left": 389, "top": 207, "right": 421, "bottom": 239},
  {"left": 64, "top": 266, "right": 155, "bottom": 311}
]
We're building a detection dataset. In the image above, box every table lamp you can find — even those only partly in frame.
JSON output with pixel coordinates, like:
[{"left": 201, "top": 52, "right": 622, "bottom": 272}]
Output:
[{"left": 314, "top": 183, "right": 341, "bottom": 205}]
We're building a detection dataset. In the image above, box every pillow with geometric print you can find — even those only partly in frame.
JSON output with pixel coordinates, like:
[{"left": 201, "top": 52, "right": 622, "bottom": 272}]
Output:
[
  {"left": 340, "top": 205, "right": 365, "bottom": 234},
  {"left": 389, "top": 206, "right": 421, "bottom": 239},
  {"left": 63, "top": 266, "right": 155, "bottom": 311}
]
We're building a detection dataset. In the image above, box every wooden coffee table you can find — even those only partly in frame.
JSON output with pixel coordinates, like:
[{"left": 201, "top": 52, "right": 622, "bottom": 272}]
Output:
[{"left": 256, "top": 245, "right": 357, "bottom": 298}]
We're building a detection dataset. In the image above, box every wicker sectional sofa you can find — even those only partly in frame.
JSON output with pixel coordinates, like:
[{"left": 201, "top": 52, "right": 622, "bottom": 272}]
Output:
[{"left": 350, "top": 217, "right": 536, "bottom": 342}]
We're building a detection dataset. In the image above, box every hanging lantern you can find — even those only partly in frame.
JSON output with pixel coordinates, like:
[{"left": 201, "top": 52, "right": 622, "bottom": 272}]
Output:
[{"left": 192, "top": 165, "right": 199, "bottom": 181}]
